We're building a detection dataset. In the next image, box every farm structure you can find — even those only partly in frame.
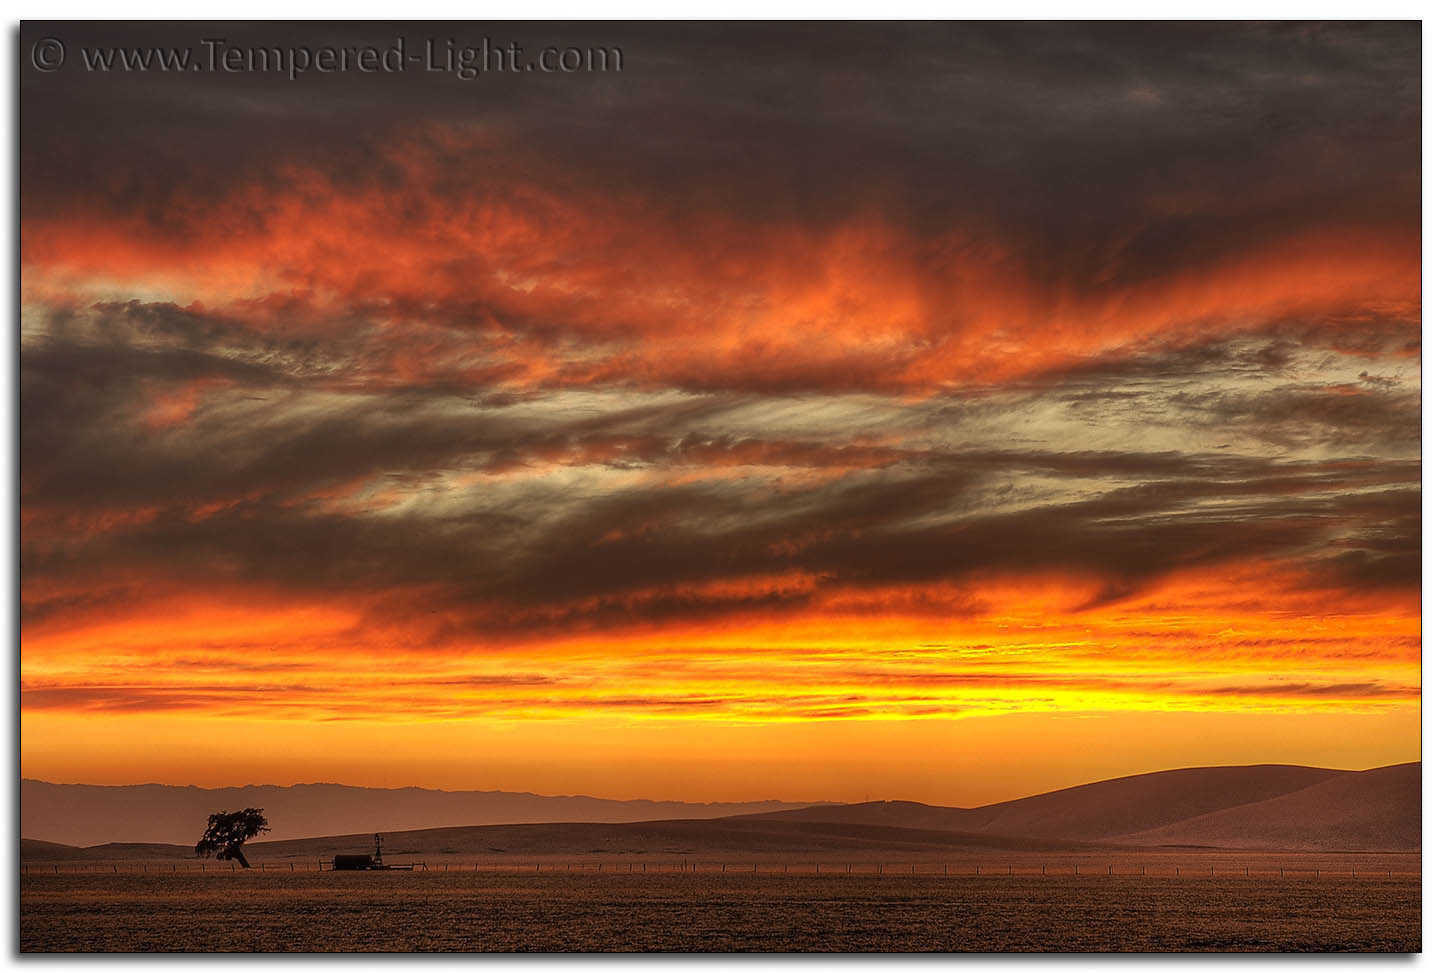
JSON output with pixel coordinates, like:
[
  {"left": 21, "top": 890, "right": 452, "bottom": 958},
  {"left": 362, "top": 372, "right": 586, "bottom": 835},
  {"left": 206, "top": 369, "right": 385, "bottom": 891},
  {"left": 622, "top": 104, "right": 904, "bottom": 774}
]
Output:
[{"left": 331, "top": 834, "right": 416, "bottom": 871}]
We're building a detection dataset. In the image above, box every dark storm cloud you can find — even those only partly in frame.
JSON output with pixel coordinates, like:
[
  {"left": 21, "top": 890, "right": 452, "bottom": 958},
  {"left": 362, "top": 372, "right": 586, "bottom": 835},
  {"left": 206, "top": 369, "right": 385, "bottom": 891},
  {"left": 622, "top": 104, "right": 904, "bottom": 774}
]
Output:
[
  {"left": 20, "top": 22, "right": 1420, "bottom": 305},
  {"left": 20, "top": 412, "right": 1420, "bottom": 640},
  {"left": 21, "top": 285, "right": 1420, "bottom": 641},
  {"left": 20, "top": 305, "right": 1418, "bottom": 515}
]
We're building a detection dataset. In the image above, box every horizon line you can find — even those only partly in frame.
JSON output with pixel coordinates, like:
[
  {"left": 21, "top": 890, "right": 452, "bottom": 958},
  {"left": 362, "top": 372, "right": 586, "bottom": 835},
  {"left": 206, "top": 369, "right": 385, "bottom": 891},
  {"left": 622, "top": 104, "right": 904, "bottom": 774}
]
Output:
[{"left": 20, "top": 757, "right": 1420, "bottom": 809}]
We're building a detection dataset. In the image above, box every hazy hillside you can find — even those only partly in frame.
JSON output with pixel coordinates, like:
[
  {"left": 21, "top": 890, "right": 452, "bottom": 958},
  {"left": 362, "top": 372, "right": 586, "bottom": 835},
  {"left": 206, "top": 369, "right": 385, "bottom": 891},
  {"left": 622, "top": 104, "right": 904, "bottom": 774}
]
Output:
[
  {"left": 21, "top": 838, "right": 194, "bottom": 861},
  {"left": 19, "top": 839, "right": 96, "bottom": 861},
  {"left": 738, "top": 762, "right": 1419, "bottom": 851},
  {"left": 22, "top": 762, "right": 1419, "bottom": 854},
  {"left": 957, "top": 764, "right": 1344, "bottom": 840},
  {"left": 20, "top": 779, "right": 826, "bottom": 846},
  {"left": 20, "top": 818, "right": 1094, "bottom": 864},
  {"left": 1121, "top": 762, "right": 1420, "bottom": 851}
]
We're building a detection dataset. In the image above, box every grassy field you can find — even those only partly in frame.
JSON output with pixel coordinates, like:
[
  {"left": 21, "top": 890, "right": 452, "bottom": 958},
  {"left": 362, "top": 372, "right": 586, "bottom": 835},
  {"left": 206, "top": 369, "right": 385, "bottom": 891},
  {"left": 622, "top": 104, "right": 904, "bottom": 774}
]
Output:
[{"left": 21, "top": 869, "right": 1421, "bottom": 952}]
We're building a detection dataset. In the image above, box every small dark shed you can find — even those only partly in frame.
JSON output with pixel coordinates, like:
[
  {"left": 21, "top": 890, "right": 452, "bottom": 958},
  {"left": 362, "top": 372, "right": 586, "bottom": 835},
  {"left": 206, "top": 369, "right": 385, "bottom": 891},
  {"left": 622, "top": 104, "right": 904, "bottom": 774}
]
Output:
[{"left": 333, "top": 854, "right": 376, "bottom": 870}]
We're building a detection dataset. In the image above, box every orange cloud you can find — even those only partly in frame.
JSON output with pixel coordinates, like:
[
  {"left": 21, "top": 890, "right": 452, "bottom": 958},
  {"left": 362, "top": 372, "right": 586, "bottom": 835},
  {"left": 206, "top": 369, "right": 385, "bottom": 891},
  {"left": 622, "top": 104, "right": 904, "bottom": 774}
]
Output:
[{"left": 20, "top": 133, "right": 1419, "bottom": 398}]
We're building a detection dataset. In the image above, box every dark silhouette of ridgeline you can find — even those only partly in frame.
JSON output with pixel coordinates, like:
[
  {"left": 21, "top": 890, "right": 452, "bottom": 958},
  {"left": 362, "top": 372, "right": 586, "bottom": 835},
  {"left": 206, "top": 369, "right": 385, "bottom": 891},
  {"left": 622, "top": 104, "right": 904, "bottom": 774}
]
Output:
[
  {"left": 20, "top": 780, "right": 833, "bottom": 847},
  {"left": 21, "top": 761, "right": 1418, "bottom": 867}
]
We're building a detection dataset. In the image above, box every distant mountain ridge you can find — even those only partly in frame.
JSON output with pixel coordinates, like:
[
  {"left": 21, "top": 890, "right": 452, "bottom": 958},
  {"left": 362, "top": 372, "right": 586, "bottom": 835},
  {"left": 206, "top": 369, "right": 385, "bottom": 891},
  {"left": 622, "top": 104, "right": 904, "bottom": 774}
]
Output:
[
  {"left": 738, "top": 762, "right": 1419, "bottom": 852},
  {"left": 19, "top": 779, "right": 830, "bottom": 846},
  {"left": 22, "top": 761, "right": 1419, "bottom": 854}
]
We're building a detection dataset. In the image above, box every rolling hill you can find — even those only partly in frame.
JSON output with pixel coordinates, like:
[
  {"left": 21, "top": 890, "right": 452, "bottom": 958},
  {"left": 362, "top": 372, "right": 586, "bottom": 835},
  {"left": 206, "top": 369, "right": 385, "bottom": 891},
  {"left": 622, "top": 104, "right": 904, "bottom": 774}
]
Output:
[
  {"left": 1121, "top": 762, "right": 1420, "bottom": 851},
  {"left": 21, "top": 761, "right": 1418, "bottom": 859},
  {"left": 19, "top": 779, "right": 828, "bottom": 846},
  {"left": 736, "top": 762, "right": 1419, "bottom": 851}
]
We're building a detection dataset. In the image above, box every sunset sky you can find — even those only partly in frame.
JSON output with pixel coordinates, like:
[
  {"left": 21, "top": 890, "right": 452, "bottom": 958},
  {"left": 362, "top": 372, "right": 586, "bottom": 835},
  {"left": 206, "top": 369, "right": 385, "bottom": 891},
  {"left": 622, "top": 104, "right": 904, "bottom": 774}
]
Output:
[{"left": 19, "top": 23, "right": 1419, "bottom": 806}]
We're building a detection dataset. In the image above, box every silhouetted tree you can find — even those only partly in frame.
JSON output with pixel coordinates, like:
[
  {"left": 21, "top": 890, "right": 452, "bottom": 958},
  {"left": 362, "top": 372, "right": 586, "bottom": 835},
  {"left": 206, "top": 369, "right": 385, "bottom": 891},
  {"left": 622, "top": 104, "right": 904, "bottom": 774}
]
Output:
[{"left": 195, "top": 808, "right": 269, "bottom": 868}]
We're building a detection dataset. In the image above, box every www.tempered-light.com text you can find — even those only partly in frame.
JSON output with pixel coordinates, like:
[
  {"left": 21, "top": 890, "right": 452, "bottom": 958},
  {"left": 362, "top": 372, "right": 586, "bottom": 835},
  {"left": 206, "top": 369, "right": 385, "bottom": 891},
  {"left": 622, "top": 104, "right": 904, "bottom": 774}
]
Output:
[{"left": 32, "top": 37, "right": 623, "bottom": 79}]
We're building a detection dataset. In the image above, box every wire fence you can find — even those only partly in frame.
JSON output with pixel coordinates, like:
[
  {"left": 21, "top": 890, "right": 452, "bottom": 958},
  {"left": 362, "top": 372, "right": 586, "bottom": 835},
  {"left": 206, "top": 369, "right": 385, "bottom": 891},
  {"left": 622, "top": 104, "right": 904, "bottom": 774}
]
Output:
[{"left": 20, "top": 860, "right": 1418, "bottom": 879}]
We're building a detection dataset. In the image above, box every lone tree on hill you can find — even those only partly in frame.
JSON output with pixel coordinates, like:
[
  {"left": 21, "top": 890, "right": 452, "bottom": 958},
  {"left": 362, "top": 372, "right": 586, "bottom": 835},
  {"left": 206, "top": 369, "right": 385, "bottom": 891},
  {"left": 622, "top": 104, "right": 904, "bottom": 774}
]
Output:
[{"left": 195, "top": 808, "right": 270, "bottom": 869}]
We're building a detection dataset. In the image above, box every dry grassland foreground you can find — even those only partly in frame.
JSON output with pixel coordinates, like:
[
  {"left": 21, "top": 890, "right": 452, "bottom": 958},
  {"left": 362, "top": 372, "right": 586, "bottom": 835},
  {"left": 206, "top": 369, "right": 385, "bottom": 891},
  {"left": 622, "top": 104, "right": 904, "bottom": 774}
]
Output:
[{"left": 20, "top": 870, "right": 1421, "bottom": 952}]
